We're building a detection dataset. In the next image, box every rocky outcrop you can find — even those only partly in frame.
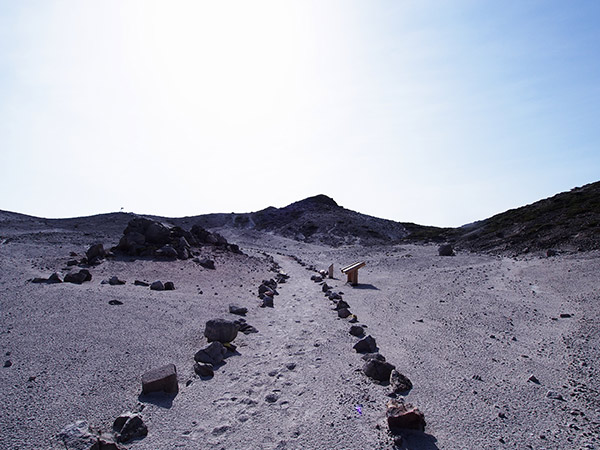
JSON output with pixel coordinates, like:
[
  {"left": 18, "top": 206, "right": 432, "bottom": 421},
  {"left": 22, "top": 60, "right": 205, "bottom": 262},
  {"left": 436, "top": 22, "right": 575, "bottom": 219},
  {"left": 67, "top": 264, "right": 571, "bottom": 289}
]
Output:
[{"left": 113, "top": 218, "right": 241, "bottom": 259}]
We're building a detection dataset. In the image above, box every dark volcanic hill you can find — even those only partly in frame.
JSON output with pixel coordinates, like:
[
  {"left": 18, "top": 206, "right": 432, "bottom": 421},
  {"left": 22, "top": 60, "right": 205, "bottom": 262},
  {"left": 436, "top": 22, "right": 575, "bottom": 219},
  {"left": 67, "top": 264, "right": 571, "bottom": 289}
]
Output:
[
  {"left": 453, "top": 181, "right": 600, "bottom": 254},
  {"left": 2, "top": 181, "right": 598, "bottom": 254},
  {"left": 186, "top": 194, "right": 418, "bottom": 246}
]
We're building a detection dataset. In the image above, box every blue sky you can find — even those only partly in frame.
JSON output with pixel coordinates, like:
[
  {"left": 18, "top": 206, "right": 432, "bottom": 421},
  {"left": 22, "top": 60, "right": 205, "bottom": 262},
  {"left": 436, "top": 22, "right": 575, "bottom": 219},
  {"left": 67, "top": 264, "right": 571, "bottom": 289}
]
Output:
[{"left": 1, "top": 1, "right": 599, "bottom": 227}]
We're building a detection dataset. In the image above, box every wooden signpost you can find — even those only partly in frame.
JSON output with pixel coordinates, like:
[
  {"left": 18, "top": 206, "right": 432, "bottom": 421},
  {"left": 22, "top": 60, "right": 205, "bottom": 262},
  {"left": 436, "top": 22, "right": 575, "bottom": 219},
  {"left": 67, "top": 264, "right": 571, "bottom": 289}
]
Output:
[{"left": 340, "top": 261, "right": 366, "bottom": 286}]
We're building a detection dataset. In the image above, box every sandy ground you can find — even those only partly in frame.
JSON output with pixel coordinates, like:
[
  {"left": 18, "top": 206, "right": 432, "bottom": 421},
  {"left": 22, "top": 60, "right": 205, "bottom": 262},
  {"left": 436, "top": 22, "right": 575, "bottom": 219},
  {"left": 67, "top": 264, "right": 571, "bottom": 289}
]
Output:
[{"left": 1, "top": 217, "right": 599, "bottom": 449}]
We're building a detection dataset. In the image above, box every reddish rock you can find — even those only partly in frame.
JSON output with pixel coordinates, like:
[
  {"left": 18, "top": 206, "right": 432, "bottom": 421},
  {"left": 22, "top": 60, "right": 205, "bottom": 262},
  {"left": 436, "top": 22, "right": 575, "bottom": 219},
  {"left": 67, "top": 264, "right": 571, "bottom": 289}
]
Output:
[
  {"left": 141, "top": 364, "right": 178, "bottom": 394},
  {"left": 386, "top": 400, "right": 426, "bottom": 432}
]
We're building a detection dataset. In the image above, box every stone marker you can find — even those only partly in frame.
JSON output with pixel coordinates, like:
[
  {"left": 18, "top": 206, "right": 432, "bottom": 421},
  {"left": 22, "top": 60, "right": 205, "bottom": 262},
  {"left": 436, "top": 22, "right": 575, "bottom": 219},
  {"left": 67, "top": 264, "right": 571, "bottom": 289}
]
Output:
[
  {"left": 363, "top": 358, "right": 396, "bottom": 382},
  {"left": 387, "top": 400, "right": 426, "bottom": 432},
  {"left": 353, "top": 335, "right": 377, "bottom": 353},
  {"left": 194, "top": 362, "right": 214, "bottom": 378},
  {"left": 194, "top": 341, "right": 227, "bottom": 365},
  {"left": 113, "top": 412, "right": 148, "bottom": 443},
  {"left": 141, "top": 364, "right": 178, "bottom": 394},
  {"left": 390, "top": 369, "right": 413, "bottom": 393},
  {"left": 349, "top": 325, "right": 364, "bottom": 337},
  {"left": 204, "top": 319, "right": 238, "bottom": 343},
  {"left": 337, "top": 308, "right": 351, "bottom": 318}
]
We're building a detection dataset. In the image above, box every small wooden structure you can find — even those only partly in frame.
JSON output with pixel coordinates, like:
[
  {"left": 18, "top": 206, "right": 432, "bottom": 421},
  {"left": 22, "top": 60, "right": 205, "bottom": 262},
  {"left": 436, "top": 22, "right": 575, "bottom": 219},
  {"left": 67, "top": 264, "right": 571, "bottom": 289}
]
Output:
[
  {"left": 341, "top": 261, "right": 366, "bottom": 286},
  {"left": 327, "top": 264, "right": 334, "bottom": 278}
]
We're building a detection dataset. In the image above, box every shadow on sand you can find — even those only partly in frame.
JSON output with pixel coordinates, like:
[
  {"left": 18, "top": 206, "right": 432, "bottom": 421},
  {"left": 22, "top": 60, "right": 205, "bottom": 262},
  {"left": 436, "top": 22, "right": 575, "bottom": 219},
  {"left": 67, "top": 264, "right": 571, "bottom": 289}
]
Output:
[
  {"left": 350, "top": 283, "right": 379, "bottom": 290},
  {"left": 394, "top": 431, "right": 439, "bottom": 450},
  {"left": 137, "top": 391, "right": 177, "bottom": 409}
]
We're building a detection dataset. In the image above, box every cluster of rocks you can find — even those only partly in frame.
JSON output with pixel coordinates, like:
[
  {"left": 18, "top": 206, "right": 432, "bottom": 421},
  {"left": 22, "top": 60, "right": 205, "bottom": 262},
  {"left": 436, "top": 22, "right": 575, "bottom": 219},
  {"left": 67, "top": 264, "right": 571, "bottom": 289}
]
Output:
[
  {"left": 113, "top": 217, "right": 241, "bottom": 260},
  {"left": 193, "top": 319, "right": 241, "bottom": 379},
  {"left": 58, "top": 411, "right": 148, "bottom": 450},
  {"left": 31, "top": 269, "right": 92, "bottom": 285},
  {"left": 310, "top": 266, "right": 426, "bottom": 437},
  {"left": 257, "top": 278, "right": 279, "bottom": 308}
]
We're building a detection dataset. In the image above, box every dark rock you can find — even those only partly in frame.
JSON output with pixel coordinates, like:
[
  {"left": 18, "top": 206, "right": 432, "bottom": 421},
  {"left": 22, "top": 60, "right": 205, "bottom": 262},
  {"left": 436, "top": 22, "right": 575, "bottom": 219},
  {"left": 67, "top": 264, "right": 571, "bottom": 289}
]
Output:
[
  {"left": 265, "top": 393, "right": 279, "bottom": 403},
  {"left": 322, "top": 282, "right": 330, "bottom": 292},
  {"left": 194, "top": 341, "right": 227, "bottom": 365},
  {"left": 234, "top": 319, "right": 258, "bottom": 334},
  {"left": 150, "top": 281, "right": 164, "bottom": 291},
  {"left": 117, "top": 232, "right": 145, "bottom": 253},
  {"left": 64, "top": 269, "right": 92, "bottom": 284},
  {"left": 3, "top": 360, "right": 12, "bottom": 368},
  {"left": 560, "top": 313, "right": 572, "bottom": 318},
  {"left": 164, "top": 281, "right": 175, "bottom": 290},
  {"left": 527, "top": 374, "right": 540, "bottom": 384},
  {"left": 112, "top": 412, "right": 148, "bottom": 443},
  {"left": 386, "top": 400, "right": 426, "bottom": 432},
  {"left": 195, "top": 258, "right": 215, "bottom": 270},
  {"left": 261, "top": 296, "right": 274, "bottom": 308},
  {"left": 134, "top": 280, "right": 149, "bottom": 286},
  {"left": 390, "top": 369, "right": 413, "bottom": 393},
  {"left": 108, "top": 276, "right": 125, "bottom": 286},
  {"left": 145, "top": 222, "right": 170, "bottom": 245},
  {"left": 349, "top": 325, "right": 364, "bottom": 337},
  {"left": 204, "top": 319, "right": 238, "bottom": 343},
  {"left": 141, "top": 363, "right": 178, "bottom": 394},
  {"left": 337, "top": 308, "right": 351, "bottom": 318},
  {"left": 363, "top": 358, "right": 396, "bottom": 382},
  {"left": 353, "top": 335, "right": 377, "bottom": 353},
  {"left": 67, "top": 260, "right": 78, "bottom": 266},
  {"left": 156, "top": 245, "right": 178, "bottom": 259},
  {"left": 228, "top": 243, "right": 242, "bottom": 254},
  {"left": 546, "top": 249, "right": 557, "bottom": 257},
  {"left": 194, "top": 362, "right": 214, "bottom": 378},
  {"left": 311, "top": 275, "right": 323, "bottom": 283},
  {"left": 86, "top": 243, "right": 106, "bottom": 264},
  {"left": 58, "top": 420, "right": 98, "bottom": 450},
  {"left": 334, "top": 300, "right": 350, "bottom": 310},
  {"left": 348, "top": 315, "right": 358, "bottom": 323},
  {"left": 48, "top": 272, "right": 63, "bottom": 283},
  {"left": 286, "top": 362, "right": 296, "bottom": 370},
  {"left": 438, "top": 244, "right": 454, "bottom": 256},
  {"left": 546, "top": 390, "right": 565, "bottom": 401},
  {"left": 229, "top": 304, "right": 248, "bottom": 316},
  {"left": 328, "top": 291, "right": 342, "bottom": 300},
  {"left": 31, "top": 277, "right": 47, "bottom": 283},
  {"left": 362, "top": 353, "right": 385, "bottom": 362},
  {"left": 108, "top": 300, "right": 123, "bottom": 306}
]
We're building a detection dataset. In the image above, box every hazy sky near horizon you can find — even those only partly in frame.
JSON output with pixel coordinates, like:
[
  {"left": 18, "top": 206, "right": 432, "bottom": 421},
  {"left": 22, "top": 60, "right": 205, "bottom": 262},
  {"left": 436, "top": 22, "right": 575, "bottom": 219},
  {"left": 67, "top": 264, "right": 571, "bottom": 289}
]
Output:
[{"left": 1, "top": 1, "right": 599, "bottom": 227}]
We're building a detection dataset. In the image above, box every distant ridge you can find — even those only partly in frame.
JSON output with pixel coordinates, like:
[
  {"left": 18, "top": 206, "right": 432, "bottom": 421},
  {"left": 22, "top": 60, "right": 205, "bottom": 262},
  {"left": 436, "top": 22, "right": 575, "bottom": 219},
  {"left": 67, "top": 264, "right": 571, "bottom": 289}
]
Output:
[
  {"left": 452, "top": 181, "right": 600, "bottom": 254},
  {"left": 2, "top": 181, "right": 599, "bottom": 253}
]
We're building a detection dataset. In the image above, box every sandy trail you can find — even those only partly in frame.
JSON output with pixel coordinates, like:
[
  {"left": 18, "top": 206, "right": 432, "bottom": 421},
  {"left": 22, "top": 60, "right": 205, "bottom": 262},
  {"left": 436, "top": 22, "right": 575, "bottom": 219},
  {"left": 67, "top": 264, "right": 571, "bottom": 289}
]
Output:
[{"left": 130, "top": 252, "right": 395, "bottom": 450}]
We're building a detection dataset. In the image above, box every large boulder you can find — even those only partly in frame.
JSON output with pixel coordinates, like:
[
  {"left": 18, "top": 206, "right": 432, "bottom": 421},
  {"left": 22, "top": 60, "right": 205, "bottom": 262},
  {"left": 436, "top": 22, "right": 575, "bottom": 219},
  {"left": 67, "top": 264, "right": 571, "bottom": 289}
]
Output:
[
  {"left": 141, "top": 364, "right": 178, "bottom": 394},
  {"left": 363, "top": 359, "right": 396, "bottom": 382},
  {"left": 386, "top": 400, "right": 426, "bottom": 432},
  {"left": 204, "top": 319, "right": 238, "bottom": 343},
  {"left": 194, "top": 341, "right": 227, "bottom": 365}
]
